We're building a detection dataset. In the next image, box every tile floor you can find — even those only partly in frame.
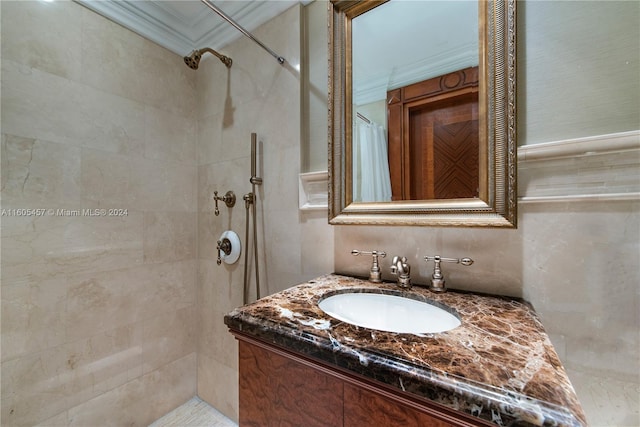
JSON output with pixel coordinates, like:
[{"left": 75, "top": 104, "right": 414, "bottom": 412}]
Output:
[{"left": 149, "top": 397, "right": 237, "bottom": 427}]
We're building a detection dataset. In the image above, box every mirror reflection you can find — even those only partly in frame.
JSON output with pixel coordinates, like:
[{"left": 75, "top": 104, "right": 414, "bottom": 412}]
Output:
[
  {"left": 328, "top": 0, "right": 517, "bottom": 227},
  {"left": 351, "top": 1, "right": 479, "bottom": 203}
]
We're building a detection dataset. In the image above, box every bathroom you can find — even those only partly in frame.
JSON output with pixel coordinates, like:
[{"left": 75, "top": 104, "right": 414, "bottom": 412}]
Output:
[{"left": 1, "top": 0, "right": 638, "bottom": 426}]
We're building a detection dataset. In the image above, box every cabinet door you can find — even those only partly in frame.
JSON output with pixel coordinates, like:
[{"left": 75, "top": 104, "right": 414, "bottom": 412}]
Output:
[
  {"left": 344, "top": 383, "right": 455, "bottom": 427},
  {"left": 239, "top": 341, "right": 343, "bottom": 427}
]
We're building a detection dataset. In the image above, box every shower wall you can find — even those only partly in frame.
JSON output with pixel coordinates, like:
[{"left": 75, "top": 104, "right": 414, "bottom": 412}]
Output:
[
  {"left": 1, "top": 1, "right": 198, "bottom": 425},
  {"left": 194, "top": 4, "right": 334, "bottom": 421}
]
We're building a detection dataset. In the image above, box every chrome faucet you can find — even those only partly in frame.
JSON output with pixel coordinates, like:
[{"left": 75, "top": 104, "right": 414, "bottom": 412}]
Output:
[{"left": 390, "top": 256, "right": 411, "bottom": 289}]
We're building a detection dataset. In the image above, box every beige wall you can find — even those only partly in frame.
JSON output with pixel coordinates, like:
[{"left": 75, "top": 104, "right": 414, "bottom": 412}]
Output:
[
  {"left": 518, "top": 1, "right": 639, "bottom": 144},
  {"left": 301, "top": 0, "right": 329, "bottom": 172},
  {"left": 1, "top": 1, "right": 197, "bottom": 425}
]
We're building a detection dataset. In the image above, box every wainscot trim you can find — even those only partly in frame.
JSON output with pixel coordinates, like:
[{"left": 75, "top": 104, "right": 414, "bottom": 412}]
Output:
[{"left": 517, "top": 130, "right": 639, "bottom": 203}]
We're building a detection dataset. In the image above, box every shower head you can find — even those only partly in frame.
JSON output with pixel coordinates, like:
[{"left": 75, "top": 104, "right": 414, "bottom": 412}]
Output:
[
  {"left": 183, "top": 50, "right": 202, "bottom": 70},
  {"left": 183, "top": 48, "right": 232, "bottom": 70}
]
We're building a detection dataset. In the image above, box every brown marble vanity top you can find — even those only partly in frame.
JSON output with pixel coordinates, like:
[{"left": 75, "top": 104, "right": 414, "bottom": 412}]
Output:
[{"left": 224, "top": 274, "right": 587, "bottom": 427}]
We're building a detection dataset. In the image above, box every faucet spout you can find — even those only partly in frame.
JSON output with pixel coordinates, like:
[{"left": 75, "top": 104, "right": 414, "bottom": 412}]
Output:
[{"left": 390, "top": 256, "right": 411, "bottom": 289}]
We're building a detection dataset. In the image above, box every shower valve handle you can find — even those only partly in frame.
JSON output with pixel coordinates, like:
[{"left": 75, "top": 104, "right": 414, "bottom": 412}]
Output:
[
  {"left": 216, "top": 238, "right": 232, "bottom": 265},
  {"left": 213, "top": 191, "right": 236, "bottom": 216}
]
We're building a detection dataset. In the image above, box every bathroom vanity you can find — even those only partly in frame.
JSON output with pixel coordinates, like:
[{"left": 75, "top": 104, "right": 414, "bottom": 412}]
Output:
[{"left": 224, "top": 274, "right": 586, "bottom": 426}]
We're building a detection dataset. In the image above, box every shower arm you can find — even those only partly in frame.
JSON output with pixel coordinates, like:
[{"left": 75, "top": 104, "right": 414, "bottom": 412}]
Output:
[
  {"left": 200, "top": 47, "right": 232, "bottom": 68},
  {"left": 200, "top": 0, "right": 286, "bottom": 65}
]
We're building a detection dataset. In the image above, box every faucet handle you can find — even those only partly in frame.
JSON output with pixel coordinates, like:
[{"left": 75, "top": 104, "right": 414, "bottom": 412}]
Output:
[
  {"left": 424, "top": 256, "right": 474, "bottom": 268},
  {"left": 424, "top": 255, "right": 474, "bottom": 292},
  {"left": 351, "top": 249, "right": 386, "bottom": 283},
  {"left": 213, "top": 190, "right": 236, "bottom": 216}
]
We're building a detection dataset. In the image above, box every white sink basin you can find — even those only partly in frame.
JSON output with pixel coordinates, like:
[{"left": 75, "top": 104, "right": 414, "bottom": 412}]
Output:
[{"left": 318, "top": 292, "right": 460, "bottom": 334}]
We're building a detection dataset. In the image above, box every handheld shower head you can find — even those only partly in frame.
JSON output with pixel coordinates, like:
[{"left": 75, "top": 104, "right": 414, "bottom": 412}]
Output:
[{"left": 183, "top": 48, "right": 232, "bottom": 70}]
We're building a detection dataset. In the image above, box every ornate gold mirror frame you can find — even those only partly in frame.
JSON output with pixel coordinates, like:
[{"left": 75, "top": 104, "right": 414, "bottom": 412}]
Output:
[{"left": 328, "top": 0, "right": 517, "bottom": 227}]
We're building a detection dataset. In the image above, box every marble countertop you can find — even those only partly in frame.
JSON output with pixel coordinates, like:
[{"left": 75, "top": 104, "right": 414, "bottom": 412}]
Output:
[{"left": 224, "top": 274, "right": 587, "bottom": 427}]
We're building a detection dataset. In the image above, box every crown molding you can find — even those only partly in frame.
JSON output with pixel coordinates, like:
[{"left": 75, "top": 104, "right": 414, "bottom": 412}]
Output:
[
  {"left": 74, "top": 0, "right": 304, "bottom": 56},
  {"left": 354, "top": 45, "right": 477, "bottom": 105}
]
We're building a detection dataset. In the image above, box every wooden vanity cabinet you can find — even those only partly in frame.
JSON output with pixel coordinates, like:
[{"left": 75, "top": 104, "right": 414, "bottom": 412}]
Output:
[{"left": 234, "top": 333, "right": 490, "bottom": 427}]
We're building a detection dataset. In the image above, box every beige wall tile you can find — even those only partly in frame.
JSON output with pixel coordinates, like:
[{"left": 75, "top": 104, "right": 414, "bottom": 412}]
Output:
[
  {"left": 300, "top": 213, "right": 335, "bottom": 279},
  {"left": 81, "top": 148, "right": 196, "bottom": 212},
  {"left": 1, "top": 211, "right": 144, "bottom": 283},
  {"left": 1, "top": 213, "right": 71, "bottom": 282},
  {"left": 198, "top": 259, "right": 244, "bottom": 313},
  {"left": 197, "top": 354, "right": 238, "bottom": 423},
  {"left": 1, "top": 278, "right": 67, "bottom": 362},
  {"left": 1, "top": 345, "right": 71, "bottom": 426},
  {"left": 64, "top": 325, "right": 144, "bottom": 407},
  {"left": 133, "top": 157, "right": 197, "bottom": 213},
  {"left": 79, "top": 6, "right": 150, "bottom": 107},
  {"left": 0, "top": 1, "right": 83, "bottom": 82},
  {"left": 144, "top": 106, "right": 197, "bottom": 165},
  {"left": 521, "top": 202, "right": 640, "bottom": 378},
  {"left": 262, "top": 145, "right": 301, "bottom": 211},
  {"left": 34, "top": 411, "right": 69, "bottom": 427},
  {"left": 2, "top": 60, "right": 146, "bottom": 157},
  {"left": 63, "top": 213, "right": 145, "bottom": 273},
  {"left": 143, "top": 212, "right": 196, "bottom": 264},
  {"left": 195, "top": 60, "right": 230, "bottom": 121},
  {"left": 142, "top": 307, "right": 196, "bottom": 374},
  {"left": 196, "top": 112, "right": 224, "bottom": 166},
  {"left": 1, "top": 135, "right": 81, "bottom": 206},
  {"left": 197, "top": 260, "right": 241, "bottom": 369},
  {"left": 2, "top": 1, "right": 199, "bottom": 425},
  {"left": 78, "top": 8, "right": 197, "bottom": 117},
  {"left": 67, "top": 353, "right": 195, "bottom": 427},
  {"left": 65, "top": 261, "right": 196, "bottom": 342},
  {"left": 567, "top": 367, "right": 640, "bottom": 427},
  {"left": 139, "top": 37, "right": 198, "bottom": 118},
  {"left": 80, "top": 148, "right": 138, "bottom": 208}
]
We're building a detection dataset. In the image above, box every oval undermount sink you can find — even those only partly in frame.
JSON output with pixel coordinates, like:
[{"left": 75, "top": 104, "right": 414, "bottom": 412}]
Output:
[{"left": 318, "top": 292, "right": 461, "bottom": 334}]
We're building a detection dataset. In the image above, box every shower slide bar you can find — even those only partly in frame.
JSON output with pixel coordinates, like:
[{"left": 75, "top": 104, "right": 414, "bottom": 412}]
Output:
[
  {"left": 243, "top": 133, "right": 262, "bottom": 304},
  {"left": 201, "top": 0, "right": 286, "bottom": 65}
]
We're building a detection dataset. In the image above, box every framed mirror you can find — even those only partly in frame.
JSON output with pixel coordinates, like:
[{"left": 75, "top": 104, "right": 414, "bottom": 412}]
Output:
[{"left": 328, "top": 0, "right": 517, "bottom": 227}]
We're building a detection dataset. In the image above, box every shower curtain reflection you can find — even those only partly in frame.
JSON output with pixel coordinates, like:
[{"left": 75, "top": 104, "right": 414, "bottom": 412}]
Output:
[{"left": 352, "top": 120, "right": 392, "bottom": 202}]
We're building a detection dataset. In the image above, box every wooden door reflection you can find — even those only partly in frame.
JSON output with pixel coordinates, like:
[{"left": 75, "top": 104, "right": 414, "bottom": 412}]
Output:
[{"left": 388, "top": 67, "right": 479, "bottom": 201}]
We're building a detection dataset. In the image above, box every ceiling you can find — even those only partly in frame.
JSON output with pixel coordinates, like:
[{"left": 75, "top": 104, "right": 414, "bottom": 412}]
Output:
[
  {"left": 75, "top": 0, "right": 479, "bottom": 106},
  {"left": 352, "top": 1, "right": 478, "bottom": 105},
  {"left": 74, "top": 0, "right": 306, "bottom": 56}
]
